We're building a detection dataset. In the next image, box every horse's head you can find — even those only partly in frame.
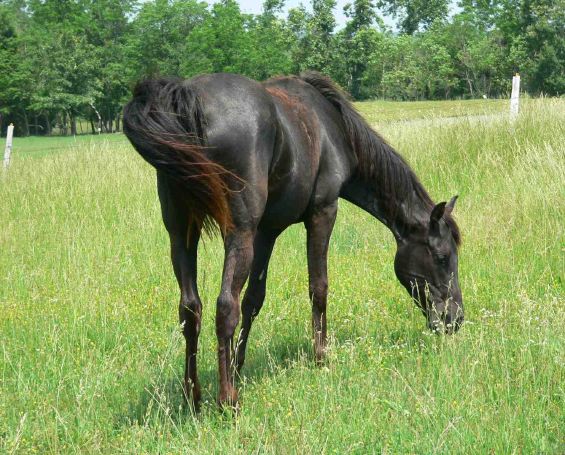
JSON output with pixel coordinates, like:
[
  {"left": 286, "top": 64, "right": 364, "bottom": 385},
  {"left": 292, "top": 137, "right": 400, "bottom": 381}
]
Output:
[{"left": 394, "top": 196, "right": 463, "bottom": 334}]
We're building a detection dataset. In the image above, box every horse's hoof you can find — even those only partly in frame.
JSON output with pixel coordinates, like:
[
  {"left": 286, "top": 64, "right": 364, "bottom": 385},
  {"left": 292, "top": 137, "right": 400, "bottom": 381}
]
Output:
[
  {"left": 183, "top": 381, "right": 202, "bottom": 412},
  {"left": 218, "top": 387, "right": 239, "bottom": 413},
  {"left": 314, "top": 346, "right": 327, "bottom": 364}
]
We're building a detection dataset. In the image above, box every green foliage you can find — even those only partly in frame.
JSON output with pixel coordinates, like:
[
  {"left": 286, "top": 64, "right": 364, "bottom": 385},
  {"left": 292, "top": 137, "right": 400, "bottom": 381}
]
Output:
[
  {"left": 291, "top": 0, "right": 338, "bottom": 75},
  {"left": 0, "top": 0, "right": 563, "bottom": 136},
  {"left": 127, "top": 0, "right": 208, "bottom": 77},
  {"left": 183, "top": 0, "right": 253, "bottom": 76},
  {"left": 377, "top": 0, "right": 449, "bottom": 34}
]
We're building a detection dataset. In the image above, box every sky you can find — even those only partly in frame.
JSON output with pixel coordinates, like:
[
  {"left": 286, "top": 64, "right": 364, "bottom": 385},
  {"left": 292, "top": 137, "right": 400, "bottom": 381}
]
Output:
[
  {"left": 195, "top": 0, "right": 398, "bottom": 29},
  {"left": 216, "top": 0, "right": 462, "bottom": 30},
  {"left": 235, "top": 0, "right": 372, "bottom": 28}
]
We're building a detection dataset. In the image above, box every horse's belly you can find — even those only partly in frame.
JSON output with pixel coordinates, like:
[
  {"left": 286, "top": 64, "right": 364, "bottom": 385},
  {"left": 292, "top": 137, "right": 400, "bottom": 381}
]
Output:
[{"left": 258, "top": 171, "right": 314, "bottom": 229}]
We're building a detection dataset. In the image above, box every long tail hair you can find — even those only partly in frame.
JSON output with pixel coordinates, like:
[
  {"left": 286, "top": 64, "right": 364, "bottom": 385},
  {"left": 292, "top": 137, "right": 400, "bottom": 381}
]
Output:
[
  {"left": 300, "top": 71, "right": 460, "bottom": 245},
  {"left": 123, "top": 78, "right": 232, "bottom": 234}
]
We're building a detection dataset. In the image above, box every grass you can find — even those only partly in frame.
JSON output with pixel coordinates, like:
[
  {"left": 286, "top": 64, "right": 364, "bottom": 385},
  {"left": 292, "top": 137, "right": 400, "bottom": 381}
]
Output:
[
  {"left": 354, "top": 98, "right": 508, "bottom": 124},
  {"left": 1, "top": 99, "right": 563, "bottom": 453},
  {"left": 8, "top": 134, "right": 129, "bottom": 159}
]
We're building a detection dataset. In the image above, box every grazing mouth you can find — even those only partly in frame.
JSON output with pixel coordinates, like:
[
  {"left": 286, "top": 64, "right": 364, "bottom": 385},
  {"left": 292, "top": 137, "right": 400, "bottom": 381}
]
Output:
[{"left": 428, "top": 315, "right": 464, "bottom": 334}]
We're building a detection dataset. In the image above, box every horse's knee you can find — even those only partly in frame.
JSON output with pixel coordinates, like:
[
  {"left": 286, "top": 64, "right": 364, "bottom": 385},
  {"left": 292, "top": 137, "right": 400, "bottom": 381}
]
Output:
[
  {"left": 309, "top": 280, "right": 328, "bottom": 310},
  {"left": 179, "top": 297, "right": 202, "bottom": 335},
  {"left": 216, "top": 293, "right": 239, "bottom": 337}
]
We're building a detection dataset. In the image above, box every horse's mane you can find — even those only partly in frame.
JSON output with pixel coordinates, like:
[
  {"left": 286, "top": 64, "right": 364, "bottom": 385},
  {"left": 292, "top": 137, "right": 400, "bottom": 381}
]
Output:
[{"left": 299, "top": 71, "right": 460, "bottom": 246}]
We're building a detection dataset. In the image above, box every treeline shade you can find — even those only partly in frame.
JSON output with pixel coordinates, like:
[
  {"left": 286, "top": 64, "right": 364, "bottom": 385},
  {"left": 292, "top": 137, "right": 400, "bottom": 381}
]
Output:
[{"left": 0, "top": 0, "right": 563, "bottom": 136}]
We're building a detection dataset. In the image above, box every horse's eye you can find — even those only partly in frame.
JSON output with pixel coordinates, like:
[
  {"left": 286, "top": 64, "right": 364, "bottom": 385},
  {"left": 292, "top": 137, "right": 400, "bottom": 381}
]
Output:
[{"left": 436, "top": 255, "right": 449, "bottom": 266}]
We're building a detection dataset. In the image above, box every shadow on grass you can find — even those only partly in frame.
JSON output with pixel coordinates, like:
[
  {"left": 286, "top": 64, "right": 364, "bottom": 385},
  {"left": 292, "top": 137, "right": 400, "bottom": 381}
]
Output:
[
  {"left": 118, "top": 318, "right": 435, "bottom": 428},
  {"left": 117, "top": 335, "right": 314, "bottom": 427}
]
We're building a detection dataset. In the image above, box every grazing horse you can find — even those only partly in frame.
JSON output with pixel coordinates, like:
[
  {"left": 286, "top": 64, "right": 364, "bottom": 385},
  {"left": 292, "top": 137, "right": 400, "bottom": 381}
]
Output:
[{"left": 123, "top": 72, "right": 463, "bottom": 409}]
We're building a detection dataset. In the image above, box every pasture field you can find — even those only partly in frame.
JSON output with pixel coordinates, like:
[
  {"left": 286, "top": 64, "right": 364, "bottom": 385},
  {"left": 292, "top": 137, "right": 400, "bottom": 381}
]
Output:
[
  {"left": 354, "top": 98, "right": 508, "bottom": 124},
  {"left": 1, "top": 99, "right": 563, "bottom": 454}
]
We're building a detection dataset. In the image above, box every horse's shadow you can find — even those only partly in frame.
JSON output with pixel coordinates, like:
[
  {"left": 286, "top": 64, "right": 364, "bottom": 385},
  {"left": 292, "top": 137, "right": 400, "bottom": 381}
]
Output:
[
  {"left": 122, "top": 336, "right": 313, "bottom": 425},
  {"left": 123, "top": 320, "right": 429, "bottom": 425}
]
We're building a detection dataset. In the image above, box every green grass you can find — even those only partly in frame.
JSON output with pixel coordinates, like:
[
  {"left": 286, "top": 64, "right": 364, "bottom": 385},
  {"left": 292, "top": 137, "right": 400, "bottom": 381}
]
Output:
[
  {"left": 354, "top": 98, "right": 508, "bottom": 124},
  {"left": 9, "top": 134, "right": 129, "bottom": 159},
  {"left": 1, "top": 99, "right": 563, "bottom": 454}
]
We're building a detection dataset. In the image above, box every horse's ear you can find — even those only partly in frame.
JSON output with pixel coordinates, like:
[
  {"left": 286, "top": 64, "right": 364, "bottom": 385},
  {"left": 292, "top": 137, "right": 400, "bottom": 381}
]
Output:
[
  {"left": 430, "top": 202, "right": 446, "bottom": 223},
  {"left": 445, "top": 195, "right": 458, "bottom": 215},
  {"left": 429, "top": 201, "right": 446, "bottom": 238}
]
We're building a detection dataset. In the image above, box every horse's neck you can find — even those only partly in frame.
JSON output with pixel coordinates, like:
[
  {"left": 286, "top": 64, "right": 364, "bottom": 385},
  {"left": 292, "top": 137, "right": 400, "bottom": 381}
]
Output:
[{"left": 340, "top": 177, "right": 429, "bottom": 242}]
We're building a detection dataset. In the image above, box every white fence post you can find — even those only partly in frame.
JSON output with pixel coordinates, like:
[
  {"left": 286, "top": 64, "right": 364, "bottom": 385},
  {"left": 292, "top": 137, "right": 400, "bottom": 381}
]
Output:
[
  {"left": 510, "top": 73, "right": 520, "bottom": 120},
  {"left": 3, "top": 123, "right": 14, "bottom": 170}
]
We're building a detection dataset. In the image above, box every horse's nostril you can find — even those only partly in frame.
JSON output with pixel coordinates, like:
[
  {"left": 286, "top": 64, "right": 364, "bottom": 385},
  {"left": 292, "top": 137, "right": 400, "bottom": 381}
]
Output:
[{"left": 446, "top": 315, "right": 464, "bottom": 334}]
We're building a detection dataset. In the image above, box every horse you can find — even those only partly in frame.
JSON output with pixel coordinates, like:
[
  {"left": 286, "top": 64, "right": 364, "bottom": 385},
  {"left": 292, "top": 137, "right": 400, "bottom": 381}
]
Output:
[{"left": 123, "top": 72, "right": 463, "bottom": 409}]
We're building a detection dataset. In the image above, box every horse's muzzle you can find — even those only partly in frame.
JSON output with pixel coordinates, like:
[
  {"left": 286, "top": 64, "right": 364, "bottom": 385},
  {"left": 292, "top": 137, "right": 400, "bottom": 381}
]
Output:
[{"left": 428, "top": 308, "right": 464, "bottom": 334}]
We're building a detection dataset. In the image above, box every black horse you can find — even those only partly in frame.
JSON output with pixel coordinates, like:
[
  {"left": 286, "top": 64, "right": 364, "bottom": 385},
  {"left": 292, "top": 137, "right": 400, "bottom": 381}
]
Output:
[{"left": 123, "top": 72, "right": 463, "bottom": 409}]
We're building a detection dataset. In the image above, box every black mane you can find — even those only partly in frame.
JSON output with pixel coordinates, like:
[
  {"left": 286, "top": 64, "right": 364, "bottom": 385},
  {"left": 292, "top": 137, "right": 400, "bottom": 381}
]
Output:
[{"left": 300, "top": 71, "right": 461, "bottom": 246}]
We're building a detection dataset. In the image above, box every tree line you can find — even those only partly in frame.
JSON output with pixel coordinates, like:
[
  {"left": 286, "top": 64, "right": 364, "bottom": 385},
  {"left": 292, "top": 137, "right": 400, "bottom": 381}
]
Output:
[{"left": 0, "top": 0, "right": 563, "bottom": 136}]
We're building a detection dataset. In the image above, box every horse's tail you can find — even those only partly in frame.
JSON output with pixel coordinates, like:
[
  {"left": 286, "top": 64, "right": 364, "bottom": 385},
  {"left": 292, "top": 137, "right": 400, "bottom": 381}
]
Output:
[{"left": 123, "top": 78, "right": 232, "bottom": 234}]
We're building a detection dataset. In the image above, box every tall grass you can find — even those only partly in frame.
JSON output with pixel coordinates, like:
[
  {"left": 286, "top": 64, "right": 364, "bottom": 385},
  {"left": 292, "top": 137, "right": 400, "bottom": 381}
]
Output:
[{"left": 0, "top": 100, "right": 563, "bottom": 453}]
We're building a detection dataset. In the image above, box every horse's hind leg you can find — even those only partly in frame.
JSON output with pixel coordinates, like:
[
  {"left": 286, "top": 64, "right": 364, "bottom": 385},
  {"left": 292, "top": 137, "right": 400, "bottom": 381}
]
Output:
[
  {"left": 235, "top": 229, "right": 280, "bottom": 373},
  {"left": 216, "top": 227, "right": 256, "bottom": 408},
  {"left": 305, "top": 202, "right": 338, "bottom": 362},
  {"left": 158, "top": 174, "right": 202, "bottom": 409}
]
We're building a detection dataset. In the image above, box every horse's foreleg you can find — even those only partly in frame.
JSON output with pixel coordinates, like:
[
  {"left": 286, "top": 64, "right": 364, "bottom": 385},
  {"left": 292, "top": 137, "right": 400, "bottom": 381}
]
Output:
[
  {"left": 216, "top": 228, "right": 255, "bottom": 408},
  {"left": 305, "top": 202, "right": 338, "bottom": 362},
  {"left": 235, "top": 229, "right": 279, "bottom": 373}
]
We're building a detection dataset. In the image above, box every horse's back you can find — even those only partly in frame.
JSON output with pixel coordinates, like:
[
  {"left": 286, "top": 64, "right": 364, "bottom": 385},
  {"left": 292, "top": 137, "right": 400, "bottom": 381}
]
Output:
[
  {"left": 263, "top": 76, "right": 356, "bottom": 211},
  {"left": 189, "top": 73, "right": 277, "bottom": 179},
  {"left": 187, "top": 73, "right": 355, "bottom": 230},
  {"left": 186, "top": 73, "right": 278, "bottom": 225}
]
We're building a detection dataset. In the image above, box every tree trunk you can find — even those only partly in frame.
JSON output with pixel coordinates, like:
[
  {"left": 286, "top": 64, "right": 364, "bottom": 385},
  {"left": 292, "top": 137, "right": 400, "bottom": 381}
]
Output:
[
  {"left": 90, "top": 119, "right": 96, "bottom": 135},
  {"left": 115, "top": 112, "right": 120, "bottom": 132},
  {"left": 107, "top": 107, "right": 113, "bottom": 133},
  {"left": 89, "top": 103, "right": 102, "bottom": 134},
  {"left": 22, "top": 110, "right": 30, "bottom": 136},
  {"left": 61, "top": 111, "right": 68, "bottom": 136},
  {"left": 45, "top": 113, "right": 52, "bottom": 136},
  {"left": 70, "top": 113, "right": 77, "bottom": 136},
  {"left": 465, "top": 72, "right": 474, "bottom": 98}
]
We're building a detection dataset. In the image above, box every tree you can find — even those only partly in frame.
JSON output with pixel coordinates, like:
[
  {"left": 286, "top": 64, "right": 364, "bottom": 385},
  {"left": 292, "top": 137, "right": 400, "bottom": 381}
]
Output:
[
  {"left": 245, "top": 0, "right": 295, "bottom": 80},
  {"left": 128, "top": 0, "right": 209, "bottom": 78},
  {"left": 377, "top": 0, "right": 449, "bottom": 34},
  {"left": 0, "top": 6, "right": 34, "bottom": 135},
  {"left": 183, "top": 0, "right": 253, "bottom": 76},
  {"left": 292, "top": 0, "right": 337, "bottom": 75},
  {"left": 338, "top": 0, "right": 383, "bottom": 98},
  {"left": 497, "top": 0, "right": 565, "bottom": 95},
  {"left": 83, "top": 0, "right": 136, "bottom": 132}
]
